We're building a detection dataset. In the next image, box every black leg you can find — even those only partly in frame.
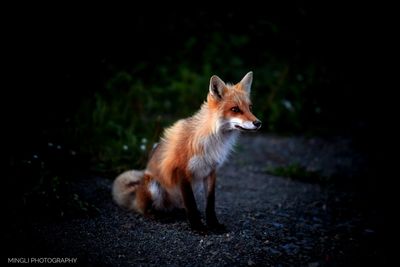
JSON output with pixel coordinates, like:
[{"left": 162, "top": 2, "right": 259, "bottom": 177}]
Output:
[
  {"left": 180, "top": 178, "right": 206, "bottom": 231},
  {"left": 204, "top": 171, "right": 225, "bottom": 231}
]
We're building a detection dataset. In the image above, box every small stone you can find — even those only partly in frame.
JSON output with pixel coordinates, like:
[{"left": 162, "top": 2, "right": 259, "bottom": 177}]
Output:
[{"left": 248, "top": 259, "right": 255, "bottom": 266}]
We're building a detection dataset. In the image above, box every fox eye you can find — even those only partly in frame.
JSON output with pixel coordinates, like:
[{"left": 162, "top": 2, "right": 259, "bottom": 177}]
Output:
[{"left": 231, "top": 106, "right": 241, "bottom": 113}]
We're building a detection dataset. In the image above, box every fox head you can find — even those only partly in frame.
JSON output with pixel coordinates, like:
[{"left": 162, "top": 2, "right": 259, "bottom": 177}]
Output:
[{"left": 207, "top": 71, "right": 262, "bottom": 132}]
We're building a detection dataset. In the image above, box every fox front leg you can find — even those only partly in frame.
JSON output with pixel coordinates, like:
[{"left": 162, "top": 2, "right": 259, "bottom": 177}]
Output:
[
  {"left": 179, "top": 178, "right": 206, "bottom": 232},
  {"left": 204, "top": 170, "right": 225, "bottom": 231}
]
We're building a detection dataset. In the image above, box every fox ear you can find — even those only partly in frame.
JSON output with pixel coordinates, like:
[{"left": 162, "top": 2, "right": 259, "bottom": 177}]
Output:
[
  {"left": 209, "top": 75, "right": 226, "bottom": 100},
  {"left": 239, "top": 71, "right": 253, "bottom": 93}
]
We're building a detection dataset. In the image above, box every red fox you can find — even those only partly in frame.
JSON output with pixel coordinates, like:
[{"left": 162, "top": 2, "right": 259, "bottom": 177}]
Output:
[{"left": 112, "top": 72, "right": 261, "bottom": 231}]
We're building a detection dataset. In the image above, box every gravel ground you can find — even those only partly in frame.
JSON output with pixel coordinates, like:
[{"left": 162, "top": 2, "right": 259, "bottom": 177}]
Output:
[{"left": 8, "top": 134, "right": 384, "bottom": 266}]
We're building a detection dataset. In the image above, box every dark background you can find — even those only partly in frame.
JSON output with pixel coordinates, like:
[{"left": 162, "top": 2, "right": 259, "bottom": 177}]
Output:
[
  {"left": 7, "top": 4, "right": 383, "bottom": 173},
  {"left": 8, "top": 5, "right": 377, "bottom": 128}
]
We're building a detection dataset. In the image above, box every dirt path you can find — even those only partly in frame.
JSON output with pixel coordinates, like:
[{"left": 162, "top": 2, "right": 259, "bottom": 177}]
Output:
[{"left": 12, "top": 134, "right": 383, "bottom": 266}]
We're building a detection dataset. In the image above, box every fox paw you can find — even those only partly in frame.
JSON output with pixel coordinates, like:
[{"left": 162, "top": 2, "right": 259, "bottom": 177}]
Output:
[
  {"left": 207, "top": 221, "right": 227, "bottom": 233},
  {"left": 190, "top": 221, "right": 208, "bottom": 234}
]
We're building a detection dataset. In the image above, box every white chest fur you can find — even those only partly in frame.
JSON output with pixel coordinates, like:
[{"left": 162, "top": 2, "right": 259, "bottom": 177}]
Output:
[{"left": 188, "top": 132, "right": 238, "bottom": 180}]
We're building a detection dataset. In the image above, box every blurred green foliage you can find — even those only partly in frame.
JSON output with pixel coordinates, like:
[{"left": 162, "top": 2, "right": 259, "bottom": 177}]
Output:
[
  {"left": 8, "top": 156, "right": 98, "bottom": 221},
  {"left": 265, "top": 163, "right": 327, "bottom": 184},
  {"left": 70, "top": 33, "right": 336, "bottom": 174}
]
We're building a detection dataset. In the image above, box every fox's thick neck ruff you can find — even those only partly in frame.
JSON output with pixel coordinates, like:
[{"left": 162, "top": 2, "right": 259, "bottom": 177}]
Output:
[
  {"left": 187, "top": 103, "right": 239, "bottom": 180},
  {"left": 188, "top": 101, "right": 240, "bottom": 151}
]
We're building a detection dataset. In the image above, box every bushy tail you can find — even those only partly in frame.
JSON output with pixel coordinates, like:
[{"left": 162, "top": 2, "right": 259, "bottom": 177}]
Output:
[{"left": 112, "top": 170, "right": 145, "bottom": 211}]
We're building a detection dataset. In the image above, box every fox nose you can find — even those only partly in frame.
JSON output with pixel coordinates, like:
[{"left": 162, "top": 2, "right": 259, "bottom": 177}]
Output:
[{"left": 253, "top": 120, "right": 262, "bottom": 128}]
